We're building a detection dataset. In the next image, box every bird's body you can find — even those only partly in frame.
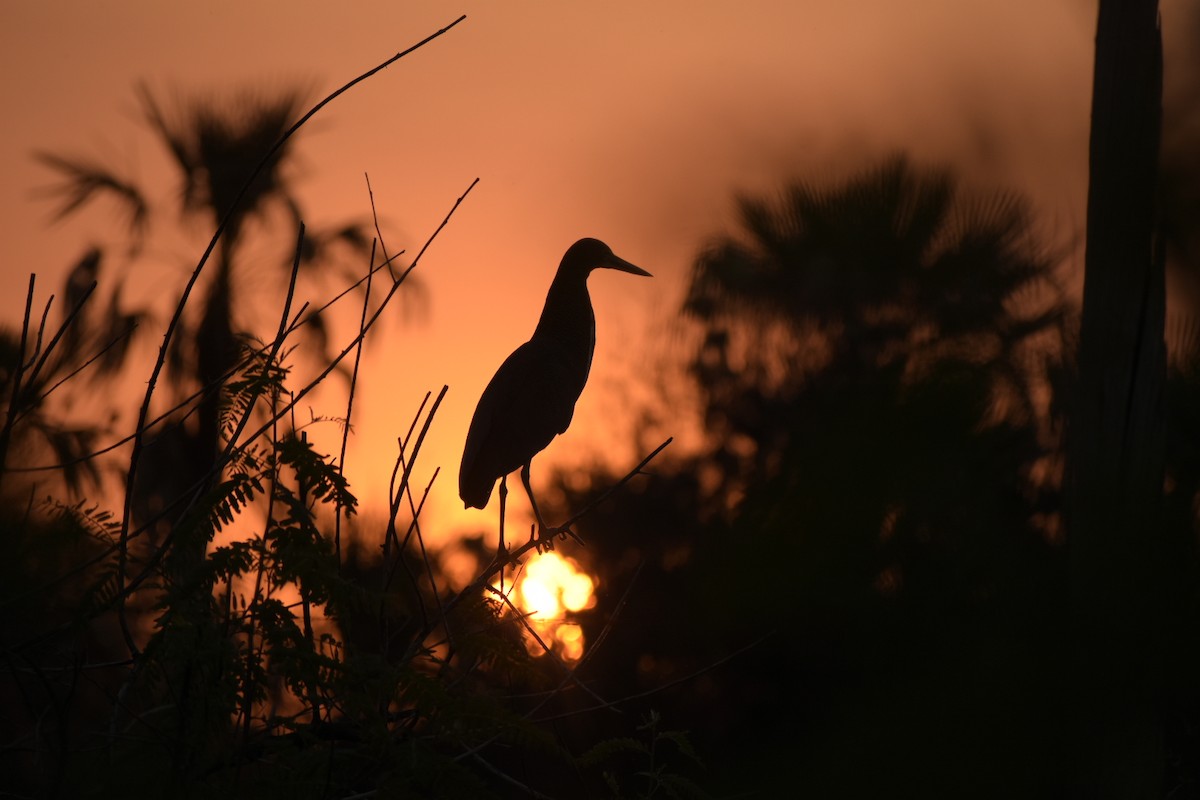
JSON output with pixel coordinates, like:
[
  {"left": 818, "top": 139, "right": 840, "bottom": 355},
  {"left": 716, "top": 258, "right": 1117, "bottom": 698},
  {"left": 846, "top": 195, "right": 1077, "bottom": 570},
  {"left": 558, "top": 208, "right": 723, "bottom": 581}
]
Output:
[
  {"left": 458, "top": 338, "right": 586, "bottom": 509},
  {"left": 459, "top": 238, "right": 650, "bottom": 512}
]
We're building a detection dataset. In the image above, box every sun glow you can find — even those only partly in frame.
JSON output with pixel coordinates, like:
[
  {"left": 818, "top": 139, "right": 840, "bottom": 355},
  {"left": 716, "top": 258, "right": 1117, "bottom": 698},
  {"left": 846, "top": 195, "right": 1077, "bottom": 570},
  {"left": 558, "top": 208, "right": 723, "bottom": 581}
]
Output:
[{"left": 512, "top": 552, "right": 597, "bottom": 661}]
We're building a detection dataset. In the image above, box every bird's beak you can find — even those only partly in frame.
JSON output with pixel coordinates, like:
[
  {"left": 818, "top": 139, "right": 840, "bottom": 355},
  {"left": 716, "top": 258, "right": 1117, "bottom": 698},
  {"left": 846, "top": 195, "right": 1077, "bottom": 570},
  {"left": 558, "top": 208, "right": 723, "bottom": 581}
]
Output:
[{"left": 603, "top": 253, "right": 652, "bottom": 277}]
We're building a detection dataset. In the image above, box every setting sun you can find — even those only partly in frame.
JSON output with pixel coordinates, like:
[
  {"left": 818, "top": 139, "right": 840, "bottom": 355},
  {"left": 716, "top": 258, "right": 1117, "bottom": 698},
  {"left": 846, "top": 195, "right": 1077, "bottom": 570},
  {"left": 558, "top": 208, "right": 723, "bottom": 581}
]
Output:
[{"left": 512, "top": 552, "right": 596, "bottom": 660}]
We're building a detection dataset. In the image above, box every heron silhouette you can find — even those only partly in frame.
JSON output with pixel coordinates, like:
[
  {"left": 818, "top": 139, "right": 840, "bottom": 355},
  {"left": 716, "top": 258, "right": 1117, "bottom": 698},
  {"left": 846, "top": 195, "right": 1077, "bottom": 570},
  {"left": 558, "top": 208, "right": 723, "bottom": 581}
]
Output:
[{"left": 459, "top": 238, "right": 651, "bottom": 553}]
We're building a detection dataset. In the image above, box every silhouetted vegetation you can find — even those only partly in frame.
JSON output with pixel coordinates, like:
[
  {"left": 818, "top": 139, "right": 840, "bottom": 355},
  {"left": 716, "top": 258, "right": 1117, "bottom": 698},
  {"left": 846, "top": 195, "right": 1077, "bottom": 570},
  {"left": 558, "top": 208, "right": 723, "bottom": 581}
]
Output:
[
  {"left": 7, "top": 6, "right": 1200, "bottom": 798},
  {"left": 541, "top": 158, "right": 1075, "bottom": 795},
  {"left": 539, "top": 153, "right": 1191, "bottom": 795},
  {"left": 0, "top": 25, "right": 710, "bottom": 798}
]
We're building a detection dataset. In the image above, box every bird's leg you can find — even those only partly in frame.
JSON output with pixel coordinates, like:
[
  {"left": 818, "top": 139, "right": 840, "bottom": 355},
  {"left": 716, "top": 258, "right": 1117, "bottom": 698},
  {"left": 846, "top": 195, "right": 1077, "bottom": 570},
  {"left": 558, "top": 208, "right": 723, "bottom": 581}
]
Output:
[
  {"left": 520, "top": 462, "right": 556, "bottom": 551},
  {"left": 520, "top": 463, "right": 587, "bottom": 551},
  {"left": 498, "top": 475, "right": 509, "bottom": 590}
]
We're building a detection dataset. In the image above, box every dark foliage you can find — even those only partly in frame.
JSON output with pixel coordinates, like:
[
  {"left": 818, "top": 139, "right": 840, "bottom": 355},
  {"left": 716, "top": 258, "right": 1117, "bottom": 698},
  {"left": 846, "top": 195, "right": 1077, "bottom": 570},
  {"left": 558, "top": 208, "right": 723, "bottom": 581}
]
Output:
[{"left": 547, "top": 158, "right": 1080, "bottom": 796}]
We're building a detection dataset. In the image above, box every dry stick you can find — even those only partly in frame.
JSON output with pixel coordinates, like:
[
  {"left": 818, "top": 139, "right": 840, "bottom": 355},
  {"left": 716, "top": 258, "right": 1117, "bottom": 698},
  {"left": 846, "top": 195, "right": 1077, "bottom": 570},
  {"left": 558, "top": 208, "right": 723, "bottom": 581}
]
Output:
[
  {"left": 288, "top": 255, "right": 388, "bottom": 328},
  {"left": 388, "top": 431, "right": 438, "bottom": 569},
  {"left": 385, "top": 392, "right": 431, "bottom": 558},
  {"left": 386, "top": 387, "right": 447, "bottom": 546},
  {"left": 356, "top": 192, "right": 426, "bottom": 661},
  {"left": 392, "top": 469, "right": 449, "bottom": 670},
  {"left": 23, "top": 280, "right": 97, "bottom": 395},
  {"left": 217, "top": 224, "right": 306, "bottom": 470},
  {"left": 400, "top": 468, "right": 443, "bottom": 602},
  {"left": 112, "top": 14, "right": 468, "bottom": 658},
  {"left": 25, "top": 322, "right": 136, "bottom": 414},
  {"left": 366, "top": 173, "right": 399, "bottom": 282},
  {"left": 334, "top": 234, "right": 378, "bottom": 565},
  {"left": 28, "top": 292, "right": 54, "bottom": 375},
  {"left": 398, "top": 465, "right": 439, "bottom": 555},
  {"left": 374, "top": 420, "right": 429, "bottom": 691},
  {"left": 386, "top": 466, "right": 440, "bottom": 593},
  {"left": 357, "top": 170, "right": 405, "bottom": 563},
  {"left": 386, "top": 388, "right": 450, "bottom": 641},
  {"left": 377, "top": 397, "right": 435, "bottom": 663},
  {"left": 394, "top": 428, "right": 441, "bottom": 557},
  {"left": 0, "top": 276, "right": 37, "bottom": 479}
]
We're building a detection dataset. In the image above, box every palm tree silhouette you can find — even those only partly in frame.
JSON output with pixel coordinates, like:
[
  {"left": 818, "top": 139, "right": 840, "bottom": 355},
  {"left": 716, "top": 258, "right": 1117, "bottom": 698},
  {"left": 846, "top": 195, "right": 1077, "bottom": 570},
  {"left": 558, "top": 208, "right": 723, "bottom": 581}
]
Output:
[
  {"left": 680, "top": 157, "right": 1073, "bottom": 674},
  {"left": 37, "top": 84, "right": 380, "bottom": 554},
  {"left": 684, "top": 156, "right": 1069, "bottom": 499}
]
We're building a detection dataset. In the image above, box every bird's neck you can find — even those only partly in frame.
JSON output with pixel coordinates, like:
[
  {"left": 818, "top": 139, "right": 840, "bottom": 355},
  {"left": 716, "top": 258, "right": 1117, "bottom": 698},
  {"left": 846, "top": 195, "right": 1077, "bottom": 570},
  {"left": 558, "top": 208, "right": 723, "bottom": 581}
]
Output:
[{"left": 531, "top": 269, "right": 595, "bottom": 357}]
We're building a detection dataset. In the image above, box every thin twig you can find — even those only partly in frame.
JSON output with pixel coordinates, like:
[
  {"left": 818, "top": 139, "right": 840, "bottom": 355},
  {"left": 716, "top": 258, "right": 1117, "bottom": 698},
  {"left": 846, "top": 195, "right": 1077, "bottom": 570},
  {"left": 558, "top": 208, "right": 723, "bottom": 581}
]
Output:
[
  {"left": 23, "top": 280, "right": 97, "bottom": 395},
  {"left": 23, "top": 322, "right": 137, "bottom": 414},
  {"left": 27, "top": 292, "right": 54, "bottom": 374},
  {"left": 556, "top": 437, "right": 674, "bottom": 533},
  {"left": 0, "top": 276, "right": 37, "bottom": 479},
  {"left": 385, "top": 466, "right": 441, "bottom": 595},
  {"left": 215, "top": 223, "right": 306, "bottom": 469},
  {"left": 466, "top": 751, "right": 557, "bottom": 800},
  {"left": 532, "top": 633, "right": 775, "bottom": 723},
  {"left": 335, "top": 224, "right": 378, "bottom": 564},
  {"left": 385, "top": 391, "right": 431, "bottom": 558},
  {"left": 398, "top": 467, "right": 439, "bottom": 558},
  {"left": 385, "top": 389, "right": 451, "bottom": 649},
  {"left": 386, "top": 386, "right": 447, "bottom": 545}
]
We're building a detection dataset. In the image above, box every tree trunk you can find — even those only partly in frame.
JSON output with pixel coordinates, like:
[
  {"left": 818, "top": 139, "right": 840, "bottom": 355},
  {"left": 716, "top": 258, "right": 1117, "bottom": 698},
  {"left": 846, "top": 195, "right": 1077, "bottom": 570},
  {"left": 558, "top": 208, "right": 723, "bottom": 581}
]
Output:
[{"left": 1066, "top": 0, "right": 1165, "bottom": 796}]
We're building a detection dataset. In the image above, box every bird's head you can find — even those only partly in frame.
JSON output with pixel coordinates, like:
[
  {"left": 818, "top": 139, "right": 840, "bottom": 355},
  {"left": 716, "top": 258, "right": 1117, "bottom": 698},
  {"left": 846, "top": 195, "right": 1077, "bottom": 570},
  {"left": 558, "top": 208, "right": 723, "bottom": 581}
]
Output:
[{"left": 562, "top": 238, "right": 652, "bottom": 278}]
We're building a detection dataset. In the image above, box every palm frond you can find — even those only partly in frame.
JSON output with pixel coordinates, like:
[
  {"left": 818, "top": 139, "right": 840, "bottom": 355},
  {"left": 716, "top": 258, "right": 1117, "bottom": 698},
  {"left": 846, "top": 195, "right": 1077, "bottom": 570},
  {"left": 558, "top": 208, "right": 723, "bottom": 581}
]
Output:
[{"left": 33, "top": 152, "right": 148, "bottom": 236}]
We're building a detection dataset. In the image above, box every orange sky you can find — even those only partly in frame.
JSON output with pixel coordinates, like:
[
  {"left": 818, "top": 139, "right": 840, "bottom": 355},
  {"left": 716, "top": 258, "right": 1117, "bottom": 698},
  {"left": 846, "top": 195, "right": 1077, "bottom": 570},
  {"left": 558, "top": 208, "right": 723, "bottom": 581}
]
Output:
[{"left": 0, "top": 1, "right": 1117, "bottom": 538}]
